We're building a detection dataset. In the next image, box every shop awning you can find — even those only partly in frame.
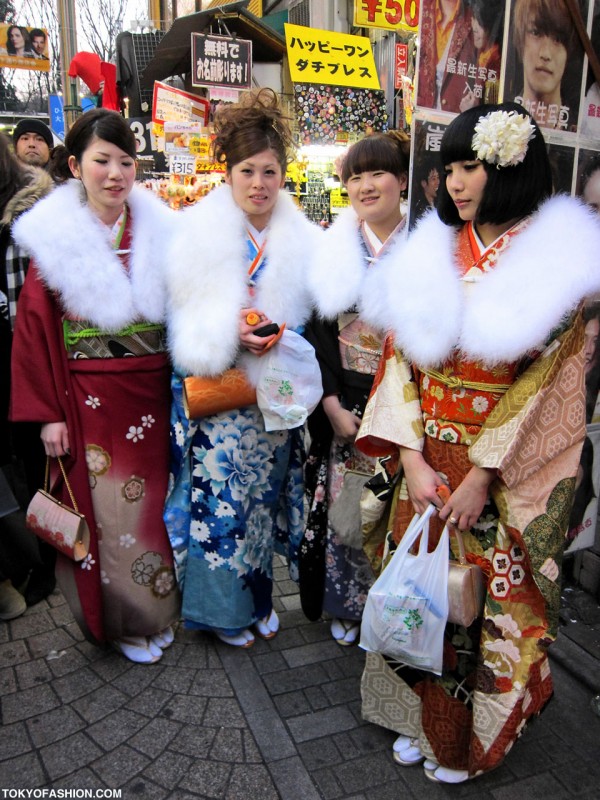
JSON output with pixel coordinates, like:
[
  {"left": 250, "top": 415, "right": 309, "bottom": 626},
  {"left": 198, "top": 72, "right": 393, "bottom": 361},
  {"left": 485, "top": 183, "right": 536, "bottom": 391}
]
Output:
[{"left": 140, "top": 0, "right": 286, "bottom": 88}]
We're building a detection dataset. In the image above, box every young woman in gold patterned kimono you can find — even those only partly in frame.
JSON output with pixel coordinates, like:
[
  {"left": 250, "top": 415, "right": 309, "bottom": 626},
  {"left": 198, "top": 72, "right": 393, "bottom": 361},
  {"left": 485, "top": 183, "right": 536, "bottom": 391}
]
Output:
[{"left": 356, "top": 102, "right": 600, "bottom": 782}]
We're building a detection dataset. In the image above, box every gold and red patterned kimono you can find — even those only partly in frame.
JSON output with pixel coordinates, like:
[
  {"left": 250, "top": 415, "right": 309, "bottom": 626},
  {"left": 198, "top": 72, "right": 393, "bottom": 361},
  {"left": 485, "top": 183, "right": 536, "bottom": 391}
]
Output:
[{"left": 356, "top": 219, "right": 586, "bottom": 777}]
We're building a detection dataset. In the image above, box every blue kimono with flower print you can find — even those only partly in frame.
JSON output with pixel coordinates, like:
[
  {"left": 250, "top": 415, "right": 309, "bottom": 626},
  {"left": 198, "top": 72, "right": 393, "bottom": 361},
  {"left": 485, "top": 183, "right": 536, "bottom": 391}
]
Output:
[{"left": 164, "top": 359, "right": 305, "bottom": 633}]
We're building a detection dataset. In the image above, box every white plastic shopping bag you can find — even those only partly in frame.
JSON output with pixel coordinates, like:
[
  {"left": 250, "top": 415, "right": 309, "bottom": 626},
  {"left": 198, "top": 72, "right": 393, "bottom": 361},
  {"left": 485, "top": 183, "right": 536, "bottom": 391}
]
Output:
[
  {"left": 255, "top": 330, "right": 323, "bottom": 431},
  {"left": 359, "top": 504, "right": 449, "bottom": 675}
]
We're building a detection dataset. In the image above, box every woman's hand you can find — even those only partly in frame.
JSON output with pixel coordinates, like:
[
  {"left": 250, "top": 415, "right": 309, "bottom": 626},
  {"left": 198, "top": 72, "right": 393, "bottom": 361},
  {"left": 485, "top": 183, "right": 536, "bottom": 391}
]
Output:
[
  {"left": 400, "top": 447, "right": 444, "bottom": 514},
  {"left": 41, "top": 422, "right": 70, "bottom": 458},
  {"left": 322, "top": 395, "right": 361, "bottom": 442},
  {"left": 239, "top": 307, "right": 277, "bottom": 355},
  {"left": 439, "top": 465, "right": 497, "bottom": 531}
]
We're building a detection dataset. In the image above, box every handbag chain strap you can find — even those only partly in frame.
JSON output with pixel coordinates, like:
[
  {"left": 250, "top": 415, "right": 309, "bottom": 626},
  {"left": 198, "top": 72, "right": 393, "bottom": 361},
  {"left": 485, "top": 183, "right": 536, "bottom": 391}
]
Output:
[{"left": 44, "top": 456, "right": 80, "bottom": 514}]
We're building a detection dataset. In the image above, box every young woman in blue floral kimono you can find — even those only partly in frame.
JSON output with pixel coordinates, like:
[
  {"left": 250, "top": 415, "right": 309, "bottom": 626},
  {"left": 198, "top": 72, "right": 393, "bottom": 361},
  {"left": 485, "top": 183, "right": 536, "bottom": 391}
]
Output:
[{"left": 164, "top": 89, "right": 320, "bottom": 647}]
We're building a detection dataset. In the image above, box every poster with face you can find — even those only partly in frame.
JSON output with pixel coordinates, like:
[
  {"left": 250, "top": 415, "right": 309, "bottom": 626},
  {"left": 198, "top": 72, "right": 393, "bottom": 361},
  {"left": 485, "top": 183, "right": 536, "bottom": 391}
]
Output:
[
  {"left": 546, "top": 140, "right": 576, "bottom": 192},
  {"left": 503, "top": 0, "right": 588, "bottom": 132},
  {"left": 416, "top": 0, "right": 505, "bottom": 113},
  {"left": 0, "top": 23, "right": 49, "bottom": 71},
  {"left": 580, "top": 1, "right": 600, "bottom": 138},
  {"left": 408, "top": 115, "right": 448, "bottom": 228}
]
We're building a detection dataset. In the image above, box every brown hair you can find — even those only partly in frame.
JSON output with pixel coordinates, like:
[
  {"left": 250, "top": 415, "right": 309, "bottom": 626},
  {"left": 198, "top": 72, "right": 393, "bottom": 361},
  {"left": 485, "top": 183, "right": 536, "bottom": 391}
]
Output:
[
  {"left": 341, "top": 130, "right": 410, "bottom": 184},
  {"left": 0, "top": 133, "right": 26, "bottom": 217},
  {"left": 212, "top": 88, "right": 293, "bottom": 173},
  {"left": 513, "top": 0, "right": 575, "bottom": 58}
]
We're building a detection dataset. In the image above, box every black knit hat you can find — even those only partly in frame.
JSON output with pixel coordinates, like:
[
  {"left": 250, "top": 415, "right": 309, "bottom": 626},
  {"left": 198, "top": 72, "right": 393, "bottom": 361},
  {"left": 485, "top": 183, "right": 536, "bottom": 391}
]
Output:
[{"left": 13, "top": 119, "right": 53, "bottom": 150}]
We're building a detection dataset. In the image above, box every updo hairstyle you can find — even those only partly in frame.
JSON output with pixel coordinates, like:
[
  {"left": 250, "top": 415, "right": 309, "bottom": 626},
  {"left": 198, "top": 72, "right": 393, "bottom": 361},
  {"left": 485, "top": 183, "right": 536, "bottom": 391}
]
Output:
[
  {"left": 65, "top": 108, "right": 137, "bottom": 163},
  {"left": 212, "top": 88, "right": 294, "bottom": 173}
]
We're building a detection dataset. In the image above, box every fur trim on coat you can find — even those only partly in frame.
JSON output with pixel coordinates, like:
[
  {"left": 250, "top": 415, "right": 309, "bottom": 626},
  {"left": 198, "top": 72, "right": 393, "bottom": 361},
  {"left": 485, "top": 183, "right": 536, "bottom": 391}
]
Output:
[
  {"left": 166, "top": 183, "right": 321, "bottom": 377},
  {"left": 1, "top": 165, "right": 53, "bottom": 225},
  {"left": 12, "top": 180, "right": 175, "bottom": 330},
  {"left": 307, "top": 205, "right": 408, "bottom": 328},
  {"left": 380, "top": 195, "right": 600, "bottom": 366}
]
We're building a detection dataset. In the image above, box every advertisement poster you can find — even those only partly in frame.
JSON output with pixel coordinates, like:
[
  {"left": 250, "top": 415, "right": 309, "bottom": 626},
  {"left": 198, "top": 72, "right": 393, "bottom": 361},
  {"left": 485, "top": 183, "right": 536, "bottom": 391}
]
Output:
[
  {"left": 503, "top": 0, "right": 588, "bottom": 132},
  {"left": 416, "top": 0, "right": 504, "bottom": 113},
  {"left": 0, "top": 23, "right": 49, "bottom": 71},
  {"left": 580, "top": 0, "right": 600, "bottom": 138},
  {"left": 407, "top": 114, "right": 447, "bottom": 228}
]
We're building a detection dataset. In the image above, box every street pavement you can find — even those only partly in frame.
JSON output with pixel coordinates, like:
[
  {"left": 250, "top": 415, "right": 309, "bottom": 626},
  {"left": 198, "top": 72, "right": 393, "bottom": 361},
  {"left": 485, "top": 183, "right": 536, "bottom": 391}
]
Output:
[{"left": 1, "top": 557, "right": 599, "bottom": 800}]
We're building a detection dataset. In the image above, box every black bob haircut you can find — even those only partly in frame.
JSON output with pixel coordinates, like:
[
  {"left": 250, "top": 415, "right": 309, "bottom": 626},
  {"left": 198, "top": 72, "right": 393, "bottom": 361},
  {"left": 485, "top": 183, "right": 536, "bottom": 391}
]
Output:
[{"left": 436, "top": 102, "right": 553, "bottom": 227}]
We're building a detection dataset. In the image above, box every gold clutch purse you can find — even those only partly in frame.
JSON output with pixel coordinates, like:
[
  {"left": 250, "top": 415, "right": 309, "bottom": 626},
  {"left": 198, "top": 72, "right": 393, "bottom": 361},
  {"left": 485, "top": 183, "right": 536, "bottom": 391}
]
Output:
[{"left": 26, "top": 457, "right": 90, "bottom": 562}]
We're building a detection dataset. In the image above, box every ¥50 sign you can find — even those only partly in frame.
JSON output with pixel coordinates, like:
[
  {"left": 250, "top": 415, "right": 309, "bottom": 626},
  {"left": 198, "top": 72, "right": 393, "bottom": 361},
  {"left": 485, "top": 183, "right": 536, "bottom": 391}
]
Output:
[{"left": 354, "top": 0, "right": 420, "bottom": 33}]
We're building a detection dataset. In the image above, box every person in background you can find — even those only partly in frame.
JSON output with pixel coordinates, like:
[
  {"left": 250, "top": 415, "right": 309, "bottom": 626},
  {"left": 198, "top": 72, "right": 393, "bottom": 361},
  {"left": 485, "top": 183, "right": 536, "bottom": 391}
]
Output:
[
  {"left": 13, "top": 119, "right": 53, "bottom": 170},
  {"left": 10, "top": 109, "right": 180, "bottom": 663},
  {"left": 356, "top": 102, "right": 600, "bottom": 782},
  {"left": 0, "top": 133, "right": 54, "bottom": 613},
  {"left": 302, "top": 131, "right": 410, "bottom": 645},
  {"left": 164, "top": 88, "right": 320, "bottom": 648}
]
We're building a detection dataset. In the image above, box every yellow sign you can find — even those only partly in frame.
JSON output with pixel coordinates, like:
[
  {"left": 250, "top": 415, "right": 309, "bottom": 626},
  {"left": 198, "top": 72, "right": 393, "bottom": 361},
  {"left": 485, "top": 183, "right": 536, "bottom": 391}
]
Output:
[
  {"left": 330, "top": 188, "right": 351, "bottom": 211},
  {"left": 353, "top": 0, "right": 420, "bottom": 33},
  {"left": 285, "top": 23, "right": 380, "bottom": 90}
]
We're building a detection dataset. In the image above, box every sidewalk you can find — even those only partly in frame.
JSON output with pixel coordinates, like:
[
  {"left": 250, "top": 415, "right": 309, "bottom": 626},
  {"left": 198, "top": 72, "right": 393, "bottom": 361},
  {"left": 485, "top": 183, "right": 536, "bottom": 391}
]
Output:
[{"left": 1, "top": 557, "right": 600, "bottom": 799}]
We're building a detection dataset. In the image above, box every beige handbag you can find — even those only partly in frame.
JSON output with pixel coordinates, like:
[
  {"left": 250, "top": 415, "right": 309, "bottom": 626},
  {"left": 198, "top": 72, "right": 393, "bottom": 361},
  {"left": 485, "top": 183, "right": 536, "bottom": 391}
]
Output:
[
  {"left": 26, "top": 457, "right": 90, "bottom": 562},
  {"left": 447, "top": 525, "right": 486, "bottom": 627}
]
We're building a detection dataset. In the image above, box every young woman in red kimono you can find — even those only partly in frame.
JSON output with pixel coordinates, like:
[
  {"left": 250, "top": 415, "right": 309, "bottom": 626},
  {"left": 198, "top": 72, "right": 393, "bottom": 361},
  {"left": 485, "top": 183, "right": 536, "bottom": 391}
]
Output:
[
  {"left": 10, "top": 109, "right": 180, "bottom": 664},
  {"left": 356, "top": 103, "right": 600, "bottom": 782}
]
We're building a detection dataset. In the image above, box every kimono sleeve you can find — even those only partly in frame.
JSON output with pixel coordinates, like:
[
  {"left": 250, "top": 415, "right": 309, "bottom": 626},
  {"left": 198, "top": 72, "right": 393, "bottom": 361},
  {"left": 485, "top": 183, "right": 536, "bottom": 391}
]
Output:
[
  {"left": 469, "top": 313, "right": 586, "bottom": 489},
  {"left": 356, "top": 335, "right": 425, "bottom": 458},
  {"left": 10, "top": 264, "right": 68, "bottom": 424}
]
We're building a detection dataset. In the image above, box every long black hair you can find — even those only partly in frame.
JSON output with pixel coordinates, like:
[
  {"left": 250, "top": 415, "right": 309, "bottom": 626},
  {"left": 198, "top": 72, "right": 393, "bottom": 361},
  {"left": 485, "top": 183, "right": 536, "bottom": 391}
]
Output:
[{"left": 437, "top": 102, "right": 553, "bottom": 226}]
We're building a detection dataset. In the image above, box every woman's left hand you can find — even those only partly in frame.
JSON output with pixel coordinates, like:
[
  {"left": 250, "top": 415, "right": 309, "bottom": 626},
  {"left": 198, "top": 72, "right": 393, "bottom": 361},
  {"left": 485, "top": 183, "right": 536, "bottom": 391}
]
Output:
[
  {"left": 439, "top": 465, "right": 497, "bottom": 531},
  {"left": 239, "top": 307, "right": 277, "bottom": 355}
]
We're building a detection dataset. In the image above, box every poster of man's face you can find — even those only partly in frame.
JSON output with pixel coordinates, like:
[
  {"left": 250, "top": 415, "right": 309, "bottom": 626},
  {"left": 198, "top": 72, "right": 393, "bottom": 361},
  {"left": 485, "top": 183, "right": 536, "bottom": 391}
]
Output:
[
  {"left": 408, "top": 115, "right": 448, "bottom": 228},
  {"left": 503, "top": 0, "right": 588, "bottom": 132}
]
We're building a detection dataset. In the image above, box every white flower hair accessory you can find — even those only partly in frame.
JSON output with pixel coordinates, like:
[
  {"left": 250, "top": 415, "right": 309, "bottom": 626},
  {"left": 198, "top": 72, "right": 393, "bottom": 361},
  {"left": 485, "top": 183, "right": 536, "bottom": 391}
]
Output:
[{"left": 472, "top": 110, "right": 536, "bottom": 169}]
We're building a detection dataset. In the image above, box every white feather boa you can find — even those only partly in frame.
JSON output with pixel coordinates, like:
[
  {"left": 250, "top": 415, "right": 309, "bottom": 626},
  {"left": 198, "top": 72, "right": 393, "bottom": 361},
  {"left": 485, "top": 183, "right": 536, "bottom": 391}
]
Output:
[
  {"left": 166, "top": 183, "right": 321, "bottom": 377},
  {"left": 12, "top": 180, "right": 175, "bottom": 330},
  {"left": 379, "top": 195, "right": 600, "bottom": 366},
  {"left": 307, "top": 205, "right": 408, "bottom": 328}
]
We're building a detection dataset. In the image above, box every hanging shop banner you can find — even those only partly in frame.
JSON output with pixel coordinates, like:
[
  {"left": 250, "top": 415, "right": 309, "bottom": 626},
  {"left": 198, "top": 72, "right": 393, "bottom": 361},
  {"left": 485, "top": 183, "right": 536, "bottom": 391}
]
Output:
[
  {"left": 394, "top": 42, "right": 409, "bottom": 90},
  {"left": 0, "top": 24, "right": 49, "bottom": 71},
  {"left": 285, "top": 23, "right": 380, "bottom": 90},
  {"left": 191, "top": 33, "right": 252, "bottom": 90},
  {"left": 354, "top": 0, "right": 420, "bottom": 33}
]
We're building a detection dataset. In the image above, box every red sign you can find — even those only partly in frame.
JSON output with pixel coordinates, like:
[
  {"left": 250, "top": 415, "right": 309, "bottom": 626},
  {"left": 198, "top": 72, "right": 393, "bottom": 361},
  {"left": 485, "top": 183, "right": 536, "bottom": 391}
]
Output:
[{"left": 394, "top": 43, "right": 408, "bottom": 90}]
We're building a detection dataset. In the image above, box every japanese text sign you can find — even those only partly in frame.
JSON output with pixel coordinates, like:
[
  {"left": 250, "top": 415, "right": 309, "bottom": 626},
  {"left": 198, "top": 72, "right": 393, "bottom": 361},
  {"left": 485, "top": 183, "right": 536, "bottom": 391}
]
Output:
[
  {"left": 394, "top": 43, "right": 409, "bottom": 89},
  {"left": 285, "top": 23, "right": 380, "bottom": 90},
  {"left": 354, "top": 0, "right": 420, "bottom": 33},
  {"left": 191, "top": 33, "right": 252, "bottom": 90}
]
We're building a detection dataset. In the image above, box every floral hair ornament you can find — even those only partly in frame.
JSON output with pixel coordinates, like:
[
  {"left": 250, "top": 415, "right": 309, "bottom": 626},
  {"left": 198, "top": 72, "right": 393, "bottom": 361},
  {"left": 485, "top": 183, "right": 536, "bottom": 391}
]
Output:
[{"left": 471, "top": 110, "right": 536, "bottom": 169}]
